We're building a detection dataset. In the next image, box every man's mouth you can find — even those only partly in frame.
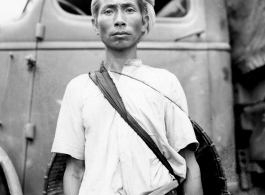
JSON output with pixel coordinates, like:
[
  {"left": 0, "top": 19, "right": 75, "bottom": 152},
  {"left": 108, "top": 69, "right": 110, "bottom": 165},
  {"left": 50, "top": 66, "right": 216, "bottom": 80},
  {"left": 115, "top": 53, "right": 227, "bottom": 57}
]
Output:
[{"left": 113, "top": 31, "right": 130, "bottom": 36}]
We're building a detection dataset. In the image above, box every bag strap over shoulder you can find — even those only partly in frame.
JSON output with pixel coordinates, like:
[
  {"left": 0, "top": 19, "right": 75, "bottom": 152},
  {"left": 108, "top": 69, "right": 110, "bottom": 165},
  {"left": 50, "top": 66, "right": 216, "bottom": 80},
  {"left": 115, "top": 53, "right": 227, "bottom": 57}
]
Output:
[{"left": 89, "top": 65, "right": 180, "bottom": 182}]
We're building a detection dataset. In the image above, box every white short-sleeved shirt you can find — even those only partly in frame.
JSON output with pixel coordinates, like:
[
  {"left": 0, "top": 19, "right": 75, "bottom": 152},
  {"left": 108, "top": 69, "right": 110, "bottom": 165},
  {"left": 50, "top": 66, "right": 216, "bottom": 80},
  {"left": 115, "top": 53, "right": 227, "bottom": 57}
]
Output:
[{"left": 52, "top": 59, "right": 198, "bottom": 195}]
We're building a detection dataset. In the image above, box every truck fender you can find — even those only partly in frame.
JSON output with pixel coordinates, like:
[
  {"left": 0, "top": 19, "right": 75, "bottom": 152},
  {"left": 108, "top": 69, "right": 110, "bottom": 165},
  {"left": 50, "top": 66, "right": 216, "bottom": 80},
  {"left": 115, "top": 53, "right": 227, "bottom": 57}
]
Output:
[{"left": 0, "top": 147, "right": 23, "bottom": 195}]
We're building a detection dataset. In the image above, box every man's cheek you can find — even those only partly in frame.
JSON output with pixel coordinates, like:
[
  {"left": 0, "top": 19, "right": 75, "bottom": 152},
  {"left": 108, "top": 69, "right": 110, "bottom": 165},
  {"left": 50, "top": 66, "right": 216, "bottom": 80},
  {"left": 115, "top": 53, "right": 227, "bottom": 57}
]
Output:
[
  {"left": 131, "top": 18, "right": 143, "bottom": 32},
  {"left": 99, "top": 26, "right": 107, "bottom": 37},
  {"left": 98, "top": 21, "right": 110, "bottom": 37}
]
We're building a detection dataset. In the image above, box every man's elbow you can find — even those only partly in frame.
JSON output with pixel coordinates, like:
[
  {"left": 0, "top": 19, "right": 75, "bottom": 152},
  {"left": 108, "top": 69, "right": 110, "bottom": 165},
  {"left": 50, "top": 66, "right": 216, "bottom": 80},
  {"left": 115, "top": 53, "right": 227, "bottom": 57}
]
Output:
[
  {"left": 68, "top": 156, "right": 85, "bottom": 177},
  {"left": 179, "top": 147, "right": 204, "bottom": 194},
  {"left": 64, "top": 155, "right": 85, "bottom": 182},
  {"left": 63, "top": 156, "right": 85, "bottom": 195}
]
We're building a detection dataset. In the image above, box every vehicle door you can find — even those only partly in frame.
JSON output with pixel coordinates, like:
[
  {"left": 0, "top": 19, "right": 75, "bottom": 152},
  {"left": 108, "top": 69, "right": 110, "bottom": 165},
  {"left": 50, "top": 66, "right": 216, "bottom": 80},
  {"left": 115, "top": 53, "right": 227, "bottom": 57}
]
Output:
[{"left": 0, "top": 0, "right": 45, "bottom": 194}]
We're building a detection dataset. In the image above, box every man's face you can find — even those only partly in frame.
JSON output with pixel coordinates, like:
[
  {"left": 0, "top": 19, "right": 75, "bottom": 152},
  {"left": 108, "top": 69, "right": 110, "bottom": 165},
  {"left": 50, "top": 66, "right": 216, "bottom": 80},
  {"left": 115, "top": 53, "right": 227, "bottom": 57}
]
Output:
[{"left": 93, "top": 0, "right": 148, "bottom": 50}]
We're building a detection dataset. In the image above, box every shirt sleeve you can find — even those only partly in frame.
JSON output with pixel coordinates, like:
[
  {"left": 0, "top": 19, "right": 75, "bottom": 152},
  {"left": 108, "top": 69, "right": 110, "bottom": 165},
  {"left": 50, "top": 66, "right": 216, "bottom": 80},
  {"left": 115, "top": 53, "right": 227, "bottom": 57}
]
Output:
[
  {"left": 165, "top": 74, "right": 199, "bottom": 152},
  {"left": 51, "top": 76, "right": 86, "bottom": 160}
]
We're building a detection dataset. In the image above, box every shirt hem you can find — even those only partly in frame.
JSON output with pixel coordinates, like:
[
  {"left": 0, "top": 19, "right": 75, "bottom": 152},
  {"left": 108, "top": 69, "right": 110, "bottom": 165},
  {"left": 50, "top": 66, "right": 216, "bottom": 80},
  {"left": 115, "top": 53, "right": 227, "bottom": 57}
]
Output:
[{"left": 51, "top": 142, "right": 85, "bottom": 160}]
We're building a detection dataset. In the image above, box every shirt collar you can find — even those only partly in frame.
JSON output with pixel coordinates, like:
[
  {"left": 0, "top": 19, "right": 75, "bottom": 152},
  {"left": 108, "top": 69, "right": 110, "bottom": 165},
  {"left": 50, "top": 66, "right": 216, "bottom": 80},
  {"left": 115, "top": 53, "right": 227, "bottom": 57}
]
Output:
[{"left": 124, "top": 59, "right": 142, "bottom": 67}]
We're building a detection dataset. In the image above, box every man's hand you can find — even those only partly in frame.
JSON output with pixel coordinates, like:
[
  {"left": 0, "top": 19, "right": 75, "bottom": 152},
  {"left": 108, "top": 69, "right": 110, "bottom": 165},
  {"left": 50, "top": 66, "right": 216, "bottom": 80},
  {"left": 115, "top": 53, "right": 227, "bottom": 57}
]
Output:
[
  {"left": 63, "top": 155, "right": 85, "bottom": 195},
  {"left": 179, "top": 146, "right": 203, "bottom": 195}
]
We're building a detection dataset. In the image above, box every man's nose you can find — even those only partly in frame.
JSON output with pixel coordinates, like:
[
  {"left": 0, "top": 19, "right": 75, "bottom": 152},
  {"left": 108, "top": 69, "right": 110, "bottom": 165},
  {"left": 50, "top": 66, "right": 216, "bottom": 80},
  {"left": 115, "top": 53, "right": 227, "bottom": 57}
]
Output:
[{"left": 114, "top": 11, "right": 126, "bottom": 28}]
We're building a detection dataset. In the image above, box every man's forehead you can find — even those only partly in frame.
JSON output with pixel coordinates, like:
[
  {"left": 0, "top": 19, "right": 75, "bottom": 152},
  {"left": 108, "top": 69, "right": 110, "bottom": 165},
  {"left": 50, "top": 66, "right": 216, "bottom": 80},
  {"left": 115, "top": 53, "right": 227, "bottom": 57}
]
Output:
[{"left": 99, "top": 0, "right": 139, "bottom": 7}]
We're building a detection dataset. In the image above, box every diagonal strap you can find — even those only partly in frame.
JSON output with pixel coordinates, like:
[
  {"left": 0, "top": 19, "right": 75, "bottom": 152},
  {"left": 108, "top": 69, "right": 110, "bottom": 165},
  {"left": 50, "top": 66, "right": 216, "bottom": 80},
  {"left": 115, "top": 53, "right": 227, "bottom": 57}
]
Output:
[{"left": 89, "top": 65, "right": 180, "bottom": 182}]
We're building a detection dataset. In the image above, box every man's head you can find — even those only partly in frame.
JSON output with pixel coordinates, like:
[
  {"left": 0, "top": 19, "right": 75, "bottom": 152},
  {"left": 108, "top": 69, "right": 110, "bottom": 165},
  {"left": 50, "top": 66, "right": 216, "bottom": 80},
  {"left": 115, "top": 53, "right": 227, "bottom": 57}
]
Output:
[
  {"left": 91, "top": 0, "right": 155, "bottom": 28},
  {"left": 91, "top": 0, "right": 155, "bottom": 50}
]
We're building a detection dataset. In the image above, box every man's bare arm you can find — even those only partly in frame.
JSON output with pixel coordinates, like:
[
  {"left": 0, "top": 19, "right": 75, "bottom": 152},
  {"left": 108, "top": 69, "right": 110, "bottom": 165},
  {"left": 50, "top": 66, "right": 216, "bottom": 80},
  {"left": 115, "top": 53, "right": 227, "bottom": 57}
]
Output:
[
  {"left": 179, "top": 146, "right": 203, "bottom": 195},
  {"left": 63, "top": 156, "right": 85, "bottom": 195}
]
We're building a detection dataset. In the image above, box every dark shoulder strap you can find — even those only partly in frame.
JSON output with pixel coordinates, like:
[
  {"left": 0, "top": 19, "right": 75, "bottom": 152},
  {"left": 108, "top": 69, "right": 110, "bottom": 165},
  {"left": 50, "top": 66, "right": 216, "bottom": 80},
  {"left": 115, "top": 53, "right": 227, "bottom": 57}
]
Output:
[{"left": 89, "top": 66, "right": 180, "bottom": 182}]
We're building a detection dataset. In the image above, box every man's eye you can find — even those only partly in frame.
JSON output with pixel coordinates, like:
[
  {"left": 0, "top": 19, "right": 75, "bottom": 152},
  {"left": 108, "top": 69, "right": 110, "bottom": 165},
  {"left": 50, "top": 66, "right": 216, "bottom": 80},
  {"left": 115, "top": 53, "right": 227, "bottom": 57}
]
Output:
[
  {"left": 104, "top": 9, "right": 113, "bottom": 14},
  {"left": 126, "top": 8, "right": 136, "bottom": 13}
]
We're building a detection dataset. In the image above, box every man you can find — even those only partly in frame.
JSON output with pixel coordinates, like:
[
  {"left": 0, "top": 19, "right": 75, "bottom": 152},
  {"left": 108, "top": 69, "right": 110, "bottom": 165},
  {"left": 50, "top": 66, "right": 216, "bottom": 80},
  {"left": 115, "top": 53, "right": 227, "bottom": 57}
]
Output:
[{"left": 51, "top": 0, "right": 203, "bottom": 194}]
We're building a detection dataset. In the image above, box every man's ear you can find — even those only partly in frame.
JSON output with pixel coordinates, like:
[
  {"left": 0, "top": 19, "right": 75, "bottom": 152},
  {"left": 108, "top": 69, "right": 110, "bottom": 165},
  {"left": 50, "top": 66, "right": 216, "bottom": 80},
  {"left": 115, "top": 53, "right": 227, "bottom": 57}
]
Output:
[
  {"left": 141, "top": 14, "right": 149, "bottom": 33},
  {"left": 92, "top": 18, "right": 99, "bottom": 35}
]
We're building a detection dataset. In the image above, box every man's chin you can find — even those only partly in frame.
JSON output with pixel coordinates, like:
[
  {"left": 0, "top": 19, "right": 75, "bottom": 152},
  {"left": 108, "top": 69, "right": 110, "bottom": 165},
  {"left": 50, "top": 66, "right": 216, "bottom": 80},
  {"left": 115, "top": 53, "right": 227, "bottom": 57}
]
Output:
[{"left": 106, "top": 42, "right": 136, "bottom": 51}]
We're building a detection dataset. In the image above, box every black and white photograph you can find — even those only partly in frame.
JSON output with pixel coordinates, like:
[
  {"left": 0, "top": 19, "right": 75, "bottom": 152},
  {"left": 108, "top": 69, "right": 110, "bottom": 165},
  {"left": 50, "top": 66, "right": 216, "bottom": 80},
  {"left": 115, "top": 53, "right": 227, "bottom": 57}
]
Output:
[{"left": 0, "top": 0, "right": 265, "bottom": 195}]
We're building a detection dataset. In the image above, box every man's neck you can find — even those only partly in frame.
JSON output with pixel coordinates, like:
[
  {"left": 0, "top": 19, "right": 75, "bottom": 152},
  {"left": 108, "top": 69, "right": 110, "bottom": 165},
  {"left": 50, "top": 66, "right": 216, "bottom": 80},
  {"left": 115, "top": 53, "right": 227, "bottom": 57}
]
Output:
[{"left": 104, "top": 46, "right": 138, "bottom": 72}]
